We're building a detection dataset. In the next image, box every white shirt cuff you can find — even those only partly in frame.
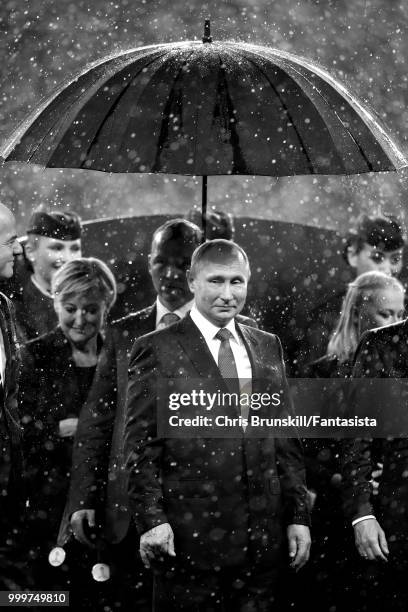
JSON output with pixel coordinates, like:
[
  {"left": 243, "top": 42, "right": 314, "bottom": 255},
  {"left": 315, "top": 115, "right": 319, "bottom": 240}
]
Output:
[{"left": 352, "top": 515, "right": 376, "bottom": 526}]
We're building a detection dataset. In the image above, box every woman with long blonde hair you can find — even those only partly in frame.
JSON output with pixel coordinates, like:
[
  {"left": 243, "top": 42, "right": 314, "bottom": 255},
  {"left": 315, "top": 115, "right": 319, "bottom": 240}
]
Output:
[
  {"left": 300, "top": 270, "right": 405, "bottom": 612},
  {"left": 305, "top": 271, "right": 405, "bottom": 379}
]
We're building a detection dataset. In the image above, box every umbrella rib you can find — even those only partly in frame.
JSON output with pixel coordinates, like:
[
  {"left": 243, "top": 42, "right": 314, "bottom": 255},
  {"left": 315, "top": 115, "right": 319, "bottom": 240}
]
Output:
[
  {"left": 16, "top": 51, "right": 168, "bottom": 165},
  {"left": 242, "top": 54, "right": 316, "bottom": 174},
  {"left": 79, "top": 51, "right": 171, "bottom": 168},
  {"left": 152, "top": 50, "right": 196, "bottom": 172},
  {"left": 244, "top": 45, "right": 376, "bottom": 172},
  {"left": 216, "top": 53, "right": 248, "bottom": 173},
  {"left": 277, "top": 61, "right": 375, "bottom": 171}
]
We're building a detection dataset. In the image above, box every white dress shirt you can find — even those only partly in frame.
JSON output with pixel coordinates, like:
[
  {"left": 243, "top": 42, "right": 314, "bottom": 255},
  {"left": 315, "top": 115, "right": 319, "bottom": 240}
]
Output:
[
  {"left": 155, "top": 297, "right": 194, "bottom": 330},
  {"left": 190, "top": 305, "right": 252, "bottom": 383}
]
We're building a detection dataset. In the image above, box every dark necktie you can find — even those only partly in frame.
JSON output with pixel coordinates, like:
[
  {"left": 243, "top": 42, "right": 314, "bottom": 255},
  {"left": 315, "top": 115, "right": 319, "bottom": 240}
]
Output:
[
  {"left": 158, "top": 312, "right": 180, "bottom": 329},
  {"left": 215, "top": 328, "right": 240, "bottom": 398}
]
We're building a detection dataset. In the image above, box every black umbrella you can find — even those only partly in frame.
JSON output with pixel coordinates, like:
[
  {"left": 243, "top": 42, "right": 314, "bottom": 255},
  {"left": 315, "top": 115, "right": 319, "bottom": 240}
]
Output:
[{"left": 1, "top": 21, "right": 406, "bottom": 237}]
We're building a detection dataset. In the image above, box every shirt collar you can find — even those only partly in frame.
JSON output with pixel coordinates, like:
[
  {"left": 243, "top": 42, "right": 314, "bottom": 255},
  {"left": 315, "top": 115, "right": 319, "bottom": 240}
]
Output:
[
  {"left": 155, "top": 297, "right": 194, "bottom": 327},
  {"left": 190, "top": 304, "right": 240, "bottom": 344}
]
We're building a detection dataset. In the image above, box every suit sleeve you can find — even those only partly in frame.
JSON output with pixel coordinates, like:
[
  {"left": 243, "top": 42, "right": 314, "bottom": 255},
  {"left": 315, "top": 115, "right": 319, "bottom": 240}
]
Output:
[
  {"left": 273, "top": 336, "right": 310, "bottom": 527},
  {"left": 341, "top": 332, "right": 385, "bottom": 521},
  {"left": 67, "top": 336, "right": 117, "bottom": 514},
  {"left": 124, "top": 337, "right": 168, "bottom": 535},
  {"left": 4, "top": 298, "right": 21, "bottom": 429}
]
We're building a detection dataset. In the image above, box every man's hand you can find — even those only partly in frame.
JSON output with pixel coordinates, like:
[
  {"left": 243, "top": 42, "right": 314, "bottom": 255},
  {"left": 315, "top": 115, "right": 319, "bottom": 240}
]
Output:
[
  {"left": 287, "top": 524, "right": 311, "bottom": 571},
  {"left": 59, "top": 418, "right": 78, "bottom": 438},
  {"left": 140, "top": 523, "right": 176, "bottom": 569},
  {"left": 70, "top": 509, "right": 96, "bottom": 548},
  {"left": 354, "top": 518, "right": 389, "bottom": 562}
]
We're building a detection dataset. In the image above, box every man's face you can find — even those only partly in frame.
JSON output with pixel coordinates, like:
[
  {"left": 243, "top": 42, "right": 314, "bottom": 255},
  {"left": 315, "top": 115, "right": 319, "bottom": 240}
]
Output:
[
  {"left": 348, "top": 242, "right": 403, "bottom": 277},
  {"left": 29, "top": 236, "right": 82, "bottom": 286},
  {"left": 188, "top": 254, "right": 249, "bottom": 327},
  {"left": 0, "top": 213, "right": 23, "bottom": 279},
  {"left": 148, "top": 235, "right": 196, "bottom": 310}
]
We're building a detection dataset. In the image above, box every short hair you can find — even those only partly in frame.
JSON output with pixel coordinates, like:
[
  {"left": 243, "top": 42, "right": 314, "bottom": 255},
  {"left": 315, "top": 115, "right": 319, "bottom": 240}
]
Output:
[
  {"left": 327, "top": 271, "right": 405, "bottom": 363},
  {"left": 151, "top": 219, "right": 202, "bottom": 253},
  {"left": 52, "top": 257, "right": 117, "bottom": 311},
  {"left": 343, "top": 213, "right": 405, "bottom": 263},
  {"left": 189, "top": 239, "right": 250, "bottom": 278}
]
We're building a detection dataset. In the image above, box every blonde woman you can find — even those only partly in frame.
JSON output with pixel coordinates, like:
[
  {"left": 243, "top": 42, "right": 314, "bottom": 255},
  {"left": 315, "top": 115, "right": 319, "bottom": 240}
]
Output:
[
  {"left": 300, "top": 270, "right": 405, "bottom": 612},
  {"left": 20, "top": 257, "right": 116, "bottom": 598},
  {"left": 308, "top": 270, "right": 405, "bottom": 378}
]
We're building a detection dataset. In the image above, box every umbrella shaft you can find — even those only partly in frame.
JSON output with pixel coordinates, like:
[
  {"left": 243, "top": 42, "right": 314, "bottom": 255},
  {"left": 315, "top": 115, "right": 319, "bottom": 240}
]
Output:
[{"left": 202, "top": 176, "right": 207, "bottom": 242}]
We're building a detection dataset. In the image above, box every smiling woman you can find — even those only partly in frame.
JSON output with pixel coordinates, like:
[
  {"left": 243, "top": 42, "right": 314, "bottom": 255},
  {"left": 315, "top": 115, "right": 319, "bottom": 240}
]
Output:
[
  {"left": 19, "top": 257, "right": 116, "bottom": 600},
  {"left": 52, "top": 258, "right": 117, "bottom": 364}
]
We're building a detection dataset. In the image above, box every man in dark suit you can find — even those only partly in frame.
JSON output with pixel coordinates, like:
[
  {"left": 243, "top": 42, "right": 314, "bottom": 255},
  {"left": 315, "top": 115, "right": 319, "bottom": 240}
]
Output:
[
  {"left": 0, "top": 203, "right": 25, "bottom": 588},
  {"left": 68, "top": 220, "right": 257, "bottom": 546},
  {"left": 68, "top": 219, "right": 202, "bottom": 542},
  {"left": 65, "top": 219, "right": 202, "bottom": 608},
  {"left": 342, "top": 320, "right": 408, "bottom": 611},
  {"left": 124, "top": 239, "right": 311, "bottom": 611}
]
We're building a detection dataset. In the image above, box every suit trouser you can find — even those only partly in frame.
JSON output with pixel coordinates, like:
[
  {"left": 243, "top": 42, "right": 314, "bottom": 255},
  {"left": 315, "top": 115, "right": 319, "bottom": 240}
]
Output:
[
  {"left": 152, "top": 562, "right": 286, "bottom": 612},
  {"left": 0, "top": 486, "right": 29, "bottom": 590},
  {"left": 349, "top": 550, "right": 408, "bottom": 612}
]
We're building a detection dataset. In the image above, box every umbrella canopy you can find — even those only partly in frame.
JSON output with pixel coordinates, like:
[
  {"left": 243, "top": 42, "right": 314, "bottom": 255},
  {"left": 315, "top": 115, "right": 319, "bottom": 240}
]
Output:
[
  {"left": 1, "top": 22, "right": 405, "bottom": 176},
  {"left": 1, "top": 22, "right": 406, "bottom": 239}
]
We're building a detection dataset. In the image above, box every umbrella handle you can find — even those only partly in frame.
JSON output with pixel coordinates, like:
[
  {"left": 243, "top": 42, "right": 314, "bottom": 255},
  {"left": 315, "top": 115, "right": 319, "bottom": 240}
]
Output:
[{"left": 201, "top": 175, "right": 207, "bottom": 242}]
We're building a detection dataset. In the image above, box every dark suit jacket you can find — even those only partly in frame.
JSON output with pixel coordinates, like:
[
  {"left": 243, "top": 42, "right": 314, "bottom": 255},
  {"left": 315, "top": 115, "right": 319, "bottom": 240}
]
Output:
[
  {"left": 67, "top": 304, "right": 157, "bottom": 543},
  {"left": 19, "top": 327, "right": 98, "bottom": 543},
  {"left": 14, "top": 279, "right": 57, "bottom": 342},
  {"left": 0, "top": 292, "right": 23, "bottom": 518},
  {"left": 124, "top": 314, "right": 309, "bottom": 570},
  {"left": 68, "top": 304, "right": 257, "bottom": 544},
  {"left": 342, "top": 318, "right": 408, "bottom": 539}
]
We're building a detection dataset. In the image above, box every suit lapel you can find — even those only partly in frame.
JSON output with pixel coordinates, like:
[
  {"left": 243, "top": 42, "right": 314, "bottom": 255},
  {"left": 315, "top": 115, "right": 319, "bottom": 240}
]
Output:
[
  {"left": 174, "top": 315, "right": 222, "bottom": 380},
  {"left": 236, "top": 322, "right": 262, "bottom": 381},
  {"left": 0, "top": 298, "right": 12, "bottom": 394},
  {"left": 137, "top": 304, "right": 156, "bottom": 337}
]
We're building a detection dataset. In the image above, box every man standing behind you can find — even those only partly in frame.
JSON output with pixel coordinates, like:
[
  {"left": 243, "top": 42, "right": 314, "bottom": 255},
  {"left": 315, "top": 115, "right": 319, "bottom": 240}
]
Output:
[
  {"left": 66, "top": 220, "right": 202, "bottom": 608},
  {"left": 0, "top": 203, "right": 24, "bottom": 588},
  {"left": 68, "top": 219, "right": 202, "bottom": 544},
  {"left": 14, "top": 209, "right": 82, "bottom": 341},
  {"left": 124, "top": 239, "right": 310, "bottom": 611}
]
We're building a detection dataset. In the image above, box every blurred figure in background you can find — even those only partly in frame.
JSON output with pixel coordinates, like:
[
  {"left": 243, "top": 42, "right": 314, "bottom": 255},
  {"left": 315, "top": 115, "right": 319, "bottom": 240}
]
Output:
[
  {"left": 0, "top": 203, "right": 25, "bottom": 589},
  {"left": 299, "top": 271, "right": 405, "bottom": 612},
  {"left": 188, "top": 208, "right": 235, "bottom": 240},
  {"left": 302, "top": 213, "right": 405, "bottom": 366},
  {"left": 14, "top": 210, "right": 82, "bottom": 341},
  {"left": 20, "top": 257, "right": 116, "bottom": 606}
]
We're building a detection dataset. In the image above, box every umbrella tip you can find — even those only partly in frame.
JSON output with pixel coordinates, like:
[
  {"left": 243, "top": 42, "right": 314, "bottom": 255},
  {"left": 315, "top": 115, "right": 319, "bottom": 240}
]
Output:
[{"left": 202, "top": 19, "right": 212, "bottom": 43}]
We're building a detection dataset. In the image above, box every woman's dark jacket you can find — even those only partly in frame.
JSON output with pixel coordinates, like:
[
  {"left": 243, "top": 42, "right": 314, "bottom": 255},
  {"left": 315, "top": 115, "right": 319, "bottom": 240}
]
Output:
[{"left": 19, "top": 327, "right": 98, "bottom": 540}]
